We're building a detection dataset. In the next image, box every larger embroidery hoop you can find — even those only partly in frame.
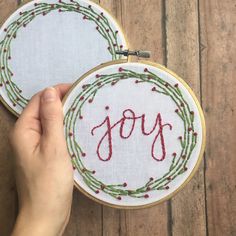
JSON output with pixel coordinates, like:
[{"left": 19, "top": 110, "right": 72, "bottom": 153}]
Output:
[
  {"left": 0, "top": 0, "right": 128, "bottom": 116},
  {"left": 63, "top": 60, "right": 206, "bottom": 209}
]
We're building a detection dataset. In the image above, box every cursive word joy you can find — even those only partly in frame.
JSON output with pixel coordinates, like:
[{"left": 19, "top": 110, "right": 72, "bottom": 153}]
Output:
[{"left": 91, "top": 109, "right": 173, "bottom": 162}]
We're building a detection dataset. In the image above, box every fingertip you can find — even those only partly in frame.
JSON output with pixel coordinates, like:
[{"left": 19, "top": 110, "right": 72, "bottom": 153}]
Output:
[{"left": 41, "top": 87, "right": 58, "bottom": 103}]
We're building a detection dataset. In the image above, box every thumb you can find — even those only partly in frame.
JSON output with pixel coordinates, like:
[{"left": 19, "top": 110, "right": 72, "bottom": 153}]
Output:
[{"left": 40, "top": 87, "right": 64, "bottom": 143}]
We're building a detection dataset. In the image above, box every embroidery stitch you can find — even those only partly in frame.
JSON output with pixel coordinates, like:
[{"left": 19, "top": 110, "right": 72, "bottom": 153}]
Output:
[{"left": 91, "top": 109, "right": 173, "bottom": 162}]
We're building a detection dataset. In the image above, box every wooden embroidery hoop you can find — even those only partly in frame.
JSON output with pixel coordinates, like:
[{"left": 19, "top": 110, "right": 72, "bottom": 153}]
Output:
[
  {"left": 0, "top": 0, "right": 130, "bottom": 117},
  {"left": 62, "top": 59, "right": 206, "bottom": 209}
]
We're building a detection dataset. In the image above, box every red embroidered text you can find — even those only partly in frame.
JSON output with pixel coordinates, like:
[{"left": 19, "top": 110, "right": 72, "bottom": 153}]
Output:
[{"left": 91, "top": 109, "right": 172, "bottom": 162}]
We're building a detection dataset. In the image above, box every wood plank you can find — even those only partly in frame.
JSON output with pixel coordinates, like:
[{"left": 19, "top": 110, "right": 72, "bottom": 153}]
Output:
[
  {"left": 165, "top": 1, "right": 207, "bottom": 236},
  {"left": 99, "top": 1, "right": 170, "bottom": 236},
  {"left": 199, "top": 0, "right": 236, "bottom": 235},
  {"left": 0, "top": 2, "right": 19, "bottom": 236}
]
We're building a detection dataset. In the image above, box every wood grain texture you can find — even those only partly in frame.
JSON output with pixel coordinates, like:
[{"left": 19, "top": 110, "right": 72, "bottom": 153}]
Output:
[
  {"left": 0, "top": 0, "right": 236, "bottom": 236},
  {"left": 165, "top": 1, "right": 207, "bottom": 236},
  {"left": 199, "top": 0, "right": 236, "bottom": 235}
]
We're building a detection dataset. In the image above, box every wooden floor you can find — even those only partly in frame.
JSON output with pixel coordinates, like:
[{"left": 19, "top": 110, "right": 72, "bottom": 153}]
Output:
[{"left": 0, "top": 0, "right": 235, "bottom": 235}]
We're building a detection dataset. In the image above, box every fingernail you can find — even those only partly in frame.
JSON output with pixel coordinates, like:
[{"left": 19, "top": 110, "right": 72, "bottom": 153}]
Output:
[{"left": 42, "top": 87, "right": 57, "bottom": 102}]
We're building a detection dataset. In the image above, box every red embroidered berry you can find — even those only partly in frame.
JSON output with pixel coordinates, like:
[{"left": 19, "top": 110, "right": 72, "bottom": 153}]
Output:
[
  {"left": 73, "top": 166, "right": 76, "bottom": 170},
  {"left": 100, "top": 12, "right": 104, "bottom": 16},
  {"left": 69, "top": 132, "right": 73, "bottom": 137},
  {"left": 113, "top": 43, "right": 117, "bottom": 47},
  {"left": 4, "top": 28, "right": 7, "bottom": 32},
  {"left": 43, "top": 12, "right": 46, "bottom": 16},
  {"left": 188, "top": 127, "right": 193, "bottom": 132},
  {"left": 120, "top": 45, "right": 123, "bottom": 49},
  {"left": 193, "top": 132, "right": 198, "bottom": 136},
  {"left": 79, "top": 115, "right": 83, "bottom": 120},
  {"left": 96, "top": 74, "right": 100, "bottom": 78},
  {"left": 152, "top": 87, "right": 156, "bottom": 91},
  {"left": 184, "top": 167, "right": 188, "bottom": 171},
  {"left": 6, "top": 81, "right": 9, "bottom": 85},
  {"left": 175, "top": 109, "right": 179, "bottom": 113},
  {"left": 107, "top": 46, "right": 111, "bottom": 50},
  {"left": 105, "top": 106, "right": 109, "bottom": 110},
  {"left": 19, "top": 12, "right": 23, "bottom": 15},
  {"left": 111, "top": 81, "right": 116, "bottom": 86},
  {"left": 96, "top": 26, "right": 99, "bottom": 30},
  {"left": 70, "top": 0, "right": 74, "bottom": 2},
  {"left": 135, "top": 80, "right": 139, "bottom": 83},
  {"left": 150, "top": 177, "right": 154, "bottom": 181},
  {"left": 79, "top": 96, "right": 84, "bottom": 101},
  {"left": 106, "top": 29, "right": 109, "bottom": 32},
  {"left": 119, "top": 67, "right": 123, "bottom": 72},
  {"left": 88, "top": 5, "right": 92, "bottom": 8},
  {"left": 123, "top": 182, "right": 127, "bottom": 187},
  {"left": 174, "top": 83, "right": 179, "bottom": 88},
  {"left": 71, "top": 107, "right": 76, "bottom": 112},
  {"left": 58, "top": 0, "right": 62, "bottom": 3},
  {"left": 0, "top": 83, "right": 3, "bottom": 87},
  {"left": 117, "top": 196, "right": 121, "bottom": 200},
  {"left": 92, "top": 170, "right": 96, "bottom": 174},
  {"left": 82, "top": 84, "right": 87, "bottom": 89},
  {"left": 95, "top": 190, "right": 99, "bottom": 194},
  {"left": 178, "top": 136, "right": 182, "bottom": 140},
  {"left": 167, "top": 177, "right": 171, "bottom": 181},
  {"left": 146, "top": 186, "right": 151, "bottom": 191},
  {"left": 51, "top": 4, "right": 55, "bottom": 8},
  {"left": 82, "top": 153, "right": 86, "bottom": 157},
  {"left": 144, "top": 68, "right": 148, "bottom": 72},
  {"left": 34, "top": 3, "right": 38, "bottom": 6},
  {"left": 8, "top": 56, "right": 11, "bottom": 60},
  {"left": 58, "top": 9, "right": 62, "bottom": 12},
  {"left": 23, "top": 24, "right": 26, "bottom": 27},
  {"left": 31, "top": 12, "right": 35, "bottom": 16},
  {"left": 172, "top": 153, "right": 177, "bottom": 157},
  {"left": 88, "top": 99, "right": 93, "bottom": 103},
  {"left": 83, "top": 15, "right": 87, "bottom": 20},
  {"left": 165, "top": 186, "right": 169, "bottom": 190},
  {"left": 13, "top": 103, "right": 16, "bottom": 107},
  {"left": 144, "top": 194, "right": 149, "bottom": 198}
]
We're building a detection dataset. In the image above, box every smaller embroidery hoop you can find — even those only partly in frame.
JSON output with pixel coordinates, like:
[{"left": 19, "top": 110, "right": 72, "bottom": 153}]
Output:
[
  {"left": 0, "top": 0, "right": 130, "bottom": 117},
  {"left": 62, "top": 59, "right": 206, "bottom": 209}
]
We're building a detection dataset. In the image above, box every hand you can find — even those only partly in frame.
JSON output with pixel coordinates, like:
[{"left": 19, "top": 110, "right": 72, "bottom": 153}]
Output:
[{"left": 10, "top": 84, "right": 73, "bottom": 236}]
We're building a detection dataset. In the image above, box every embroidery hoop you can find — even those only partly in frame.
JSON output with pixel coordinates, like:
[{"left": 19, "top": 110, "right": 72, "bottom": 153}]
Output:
[
  {"left": 0, "top": 0, "right": 129, "bottom": 116},
  {"left": 63, "top": 59, "right": 206, "bottom": 209}
]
